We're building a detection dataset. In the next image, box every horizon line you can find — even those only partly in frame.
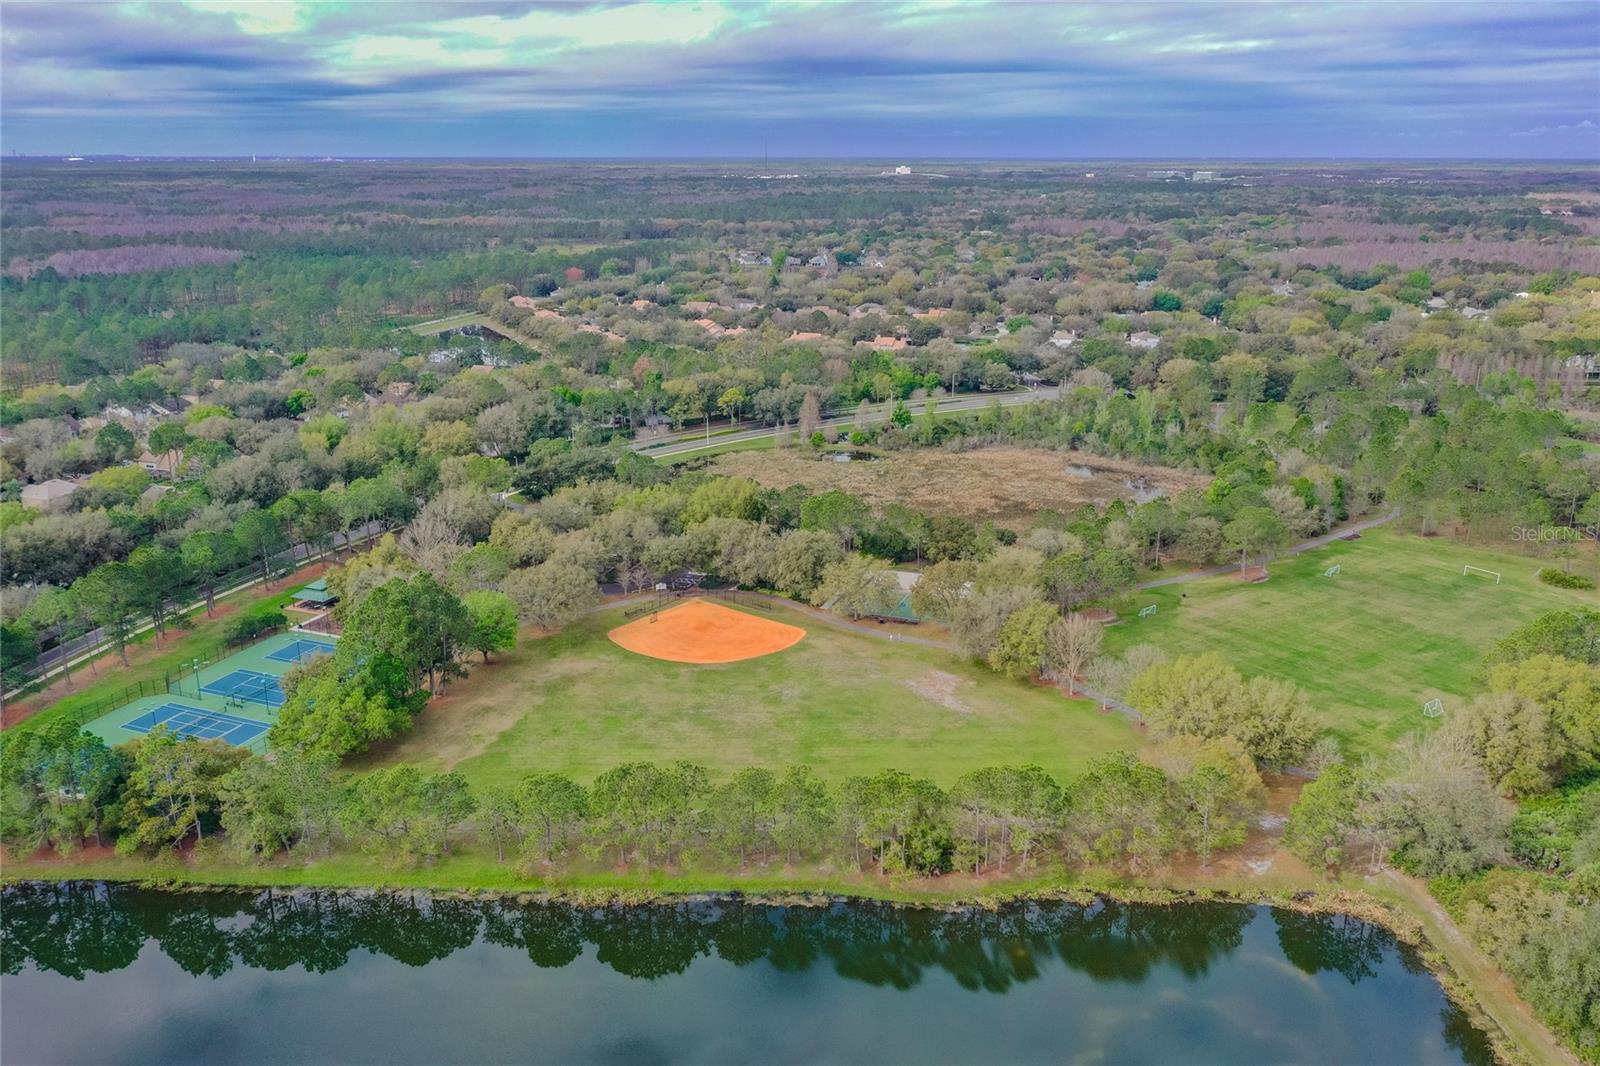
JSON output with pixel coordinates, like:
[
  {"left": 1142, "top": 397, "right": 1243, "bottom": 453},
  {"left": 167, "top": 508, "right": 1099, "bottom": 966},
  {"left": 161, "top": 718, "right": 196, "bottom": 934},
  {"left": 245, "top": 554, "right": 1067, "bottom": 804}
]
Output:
[{"left": 4, "top": 154, "right": 1597, "bottom": 165}]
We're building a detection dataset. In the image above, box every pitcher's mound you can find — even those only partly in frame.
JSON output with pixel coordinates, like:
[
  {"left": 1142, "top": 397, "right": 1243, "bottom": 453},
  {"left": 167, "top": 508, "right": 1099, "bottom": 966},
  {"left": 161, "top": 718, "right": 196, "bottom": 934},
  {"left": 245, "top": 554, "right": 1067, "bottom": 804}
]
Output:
[{"left": 609, "top": 599, "right": 806, "bottom": 664}]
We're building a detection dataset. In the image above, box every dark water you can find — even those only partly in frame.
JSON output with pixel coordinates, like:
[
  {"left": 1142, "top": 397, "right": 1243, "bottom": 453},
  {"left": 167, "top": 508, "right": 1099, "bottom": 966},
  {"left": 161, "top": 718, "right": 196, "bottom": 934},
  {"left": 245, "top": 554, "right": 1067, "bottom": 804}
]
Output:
[{"left": 0, "top": 883, "right": 1493, "bottom": 1065}]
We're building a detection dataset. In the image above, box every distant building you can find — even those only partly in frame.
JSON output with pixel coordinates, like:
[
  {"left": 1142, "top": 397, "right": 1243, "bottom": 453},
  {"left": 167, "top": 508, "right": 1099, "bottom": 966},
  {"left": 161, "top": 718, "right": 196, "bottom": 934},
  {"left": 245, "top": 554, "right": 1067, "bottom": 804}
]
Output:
[
  {"left": 140, "top": 484, "right": 172, "bottom": 506},
  {"left": 894, "top": 165, "right": 911, "bottom": 175},
  {"left": 21, "top": 478, "right": 78, "bottom": 510},
  {"left": 136, "top": 450, "right": 179, "bottom": 478},
  {"left": 1191, "top": 170, "right": 1218, "bottom": 182},
  {"left": 1128, "top": 331, "right": 1161, "bottom": 350}
]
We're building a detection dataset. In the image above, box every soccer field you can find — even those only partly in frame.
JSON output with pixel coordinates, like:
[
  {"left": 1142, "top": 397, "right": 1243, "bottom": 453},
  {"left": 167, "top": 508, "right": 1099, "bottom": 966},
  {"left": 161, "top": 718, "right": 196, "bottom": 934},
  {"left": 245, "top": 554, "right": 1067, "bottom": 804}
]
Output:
[
  {"left": 1103, "top": 529, "right": 1597, "bottom": 755},
  {"left": 355, "top": 600, "right": 1143, "bottom": 789}
]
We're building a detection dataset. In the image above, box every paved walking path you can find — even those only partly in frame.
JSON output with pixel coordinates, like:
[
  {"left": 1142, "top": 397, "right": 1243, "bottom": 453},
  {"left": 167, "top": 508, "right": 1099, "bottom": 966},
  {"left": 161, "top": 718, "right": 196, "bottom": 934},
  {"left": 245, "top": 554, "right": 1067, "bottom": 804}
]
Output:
[{"left": 1135, "top": 509, "right": 1401, "bottom": 590}]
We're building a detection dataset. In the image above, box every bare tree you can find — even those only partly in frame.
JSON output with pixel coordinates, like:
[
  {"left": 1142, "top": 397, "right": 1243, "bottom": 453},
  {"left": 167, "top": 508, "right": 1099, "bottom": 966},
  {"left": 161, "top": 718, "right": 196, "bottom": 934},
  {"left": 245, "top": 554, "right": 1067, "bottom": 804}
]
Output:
[
  {"left": 1042, "top": 614, "right": 1104, "bottom": 696},
  {"left": 399, "top": 509, "right": 464, "bottom": 578}
]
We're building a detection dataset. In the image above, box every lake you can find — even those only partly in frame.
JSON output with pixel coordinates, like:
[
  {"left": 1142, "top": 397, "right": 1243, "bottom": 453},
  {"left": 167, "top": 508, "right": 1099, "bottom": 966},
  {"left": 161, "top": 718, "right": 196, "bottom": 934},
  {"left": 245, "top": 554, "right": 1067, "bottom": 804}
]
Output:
[{"left": 0, "top": 883, "right": 1493, "bottom": 1065}]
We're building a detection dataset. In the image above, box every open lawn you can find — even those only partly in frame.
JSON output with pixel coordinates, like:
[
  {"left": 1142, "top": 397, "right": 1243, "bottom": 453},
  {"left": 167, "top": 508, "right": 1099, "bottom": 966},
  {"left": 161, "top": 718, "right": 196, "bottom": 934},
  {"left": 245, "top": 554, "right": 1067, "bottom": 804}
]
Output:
[
  {"left": 1102, "top": 529, "right": 1597, "bottom": 756},
  {"left": 355, "top": 599, "right": 1141, "bottom": 789}
]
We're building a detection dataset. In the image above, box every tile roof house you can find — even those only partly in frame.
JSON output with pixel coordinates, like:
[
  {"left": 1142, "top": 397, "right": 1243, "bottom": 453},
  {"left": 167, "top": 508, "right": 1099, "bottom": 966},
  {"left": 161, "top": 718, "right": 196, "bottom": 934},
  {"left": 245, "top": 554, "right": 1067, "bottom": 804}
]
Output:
[{"left": 136, "top": 450, "right": 180, "bottom": 478}]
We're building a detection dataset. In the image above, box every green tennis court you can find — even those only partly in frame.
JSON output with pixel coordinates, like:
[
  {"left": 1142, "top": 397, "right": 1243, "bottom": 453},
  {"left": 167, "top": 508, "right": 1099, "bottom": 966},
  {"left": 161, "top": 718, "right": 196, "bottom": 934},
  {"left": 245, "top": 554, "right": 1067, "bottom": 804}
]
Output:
[{"left": 83, "top": 630, "right": 338, "bottom": 752}]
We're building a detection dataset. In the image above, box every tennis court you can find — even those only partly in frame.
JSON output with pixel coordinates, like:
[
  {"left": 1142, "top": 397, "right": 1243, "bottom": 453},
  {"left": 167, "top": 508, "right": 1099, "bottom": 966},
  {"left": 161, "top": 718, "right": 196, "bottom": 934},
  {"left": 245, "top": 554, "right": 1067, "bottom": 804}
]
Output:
[
  {"left": 265, "top": 636, "right": 338, "bottom": 664},
  {"left": 86, "top": 630, "right": 336, "bottom": 751},
  {"left": 199, "top": 668, "right": 285, "bottom": 708},
  {"left": 121, "top": 702, "right": 270, "bottom": 746}
]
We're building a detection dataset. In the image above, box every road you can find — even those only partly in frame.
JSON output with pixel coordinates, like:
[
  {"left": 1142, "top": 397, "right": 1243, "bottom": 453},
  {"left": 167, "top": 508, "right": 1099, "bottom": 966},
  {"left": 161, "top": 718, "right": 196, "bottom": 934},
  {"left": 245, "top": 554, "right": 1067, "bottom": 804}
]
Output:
[
  {"left": 632, "top": 386, "right": 1062, "bottom": 460},
  {"left": 3, "top": 522, "right": 389, "bottom": 705}
]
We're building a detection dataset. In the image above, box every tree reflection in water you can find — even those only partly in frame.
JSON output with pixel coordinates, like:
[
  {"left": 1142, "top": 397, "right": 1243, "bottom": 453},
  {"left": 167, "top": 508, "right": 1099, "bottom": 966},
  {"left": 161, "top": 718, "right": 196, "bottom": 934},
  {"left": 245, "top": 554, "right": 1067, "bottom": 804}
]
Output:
[{"left": 0, "top": 882, "right": 1409, "bottom": 997}]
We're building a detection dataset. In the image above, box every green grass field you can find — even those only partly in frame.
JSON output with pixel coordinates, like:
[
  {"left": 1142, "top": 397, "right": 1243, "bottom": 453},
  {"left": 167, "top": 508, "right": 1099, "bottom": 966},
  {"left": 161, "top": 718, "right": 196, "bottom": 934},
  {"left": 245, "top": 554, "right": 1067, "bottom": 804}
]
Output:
[
  {"left": 1103, "top": 529, "right": 1597, "bottom": 755},
  {"left": 356, "top": 600, "right": 1141, "bottom": 789}
]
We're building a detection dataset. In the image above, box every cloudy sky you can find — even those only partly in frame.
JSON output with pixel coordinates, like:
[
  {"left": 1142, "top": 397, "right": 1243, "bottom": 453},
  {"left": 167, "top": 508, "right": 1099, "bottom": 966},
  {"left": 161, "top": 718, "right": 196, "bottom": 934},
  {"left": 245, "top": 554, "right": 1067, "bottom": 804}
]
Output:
[{"left": 3, "top": 1, "right": 1597, "bottom": 159}]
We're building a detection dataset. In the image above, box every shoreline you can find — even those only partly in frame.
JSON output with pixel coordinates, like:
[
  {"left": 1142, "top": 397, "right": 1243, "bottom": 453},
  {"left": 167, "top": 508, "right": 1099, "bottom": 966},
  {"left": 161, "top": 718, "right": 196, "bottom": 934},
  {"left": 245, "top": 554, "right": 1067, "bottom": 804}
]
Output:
[{"left": 2, "top": 866, "right": 1553, "bottom": 1066}]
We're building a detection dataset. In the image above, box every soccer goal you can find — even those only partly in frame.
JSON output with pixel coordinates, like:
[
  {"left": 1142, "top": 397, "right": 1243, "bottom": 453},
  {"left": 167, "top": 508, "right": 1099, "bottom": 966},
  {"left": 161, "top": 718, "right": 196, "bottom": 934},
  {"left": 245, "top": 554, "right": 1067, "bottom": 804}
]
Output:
[
  {"left": 1138, "top": 604, "right": 1158, "bottom": 618},
  {"left": 1323, "top": 564, "right": 1341, "bottom": 577},
  {"left": 1462, "top": 565, "right": 1501, "bottom": 584},
  {"left": 1422, "top": 698, "right": 1444, "bottom": 719}
]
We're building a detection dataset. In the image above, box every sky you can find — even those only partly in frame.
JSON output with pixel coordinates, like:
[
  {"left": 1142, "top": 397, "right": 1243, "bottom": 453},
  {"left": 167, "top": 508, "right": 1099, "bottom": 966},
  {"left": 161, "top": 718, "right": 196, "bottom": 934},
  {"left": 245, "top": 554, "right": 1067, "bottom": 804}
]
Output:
[{"left": 2, "top": 1, "right": 1597, "bottom": 159}]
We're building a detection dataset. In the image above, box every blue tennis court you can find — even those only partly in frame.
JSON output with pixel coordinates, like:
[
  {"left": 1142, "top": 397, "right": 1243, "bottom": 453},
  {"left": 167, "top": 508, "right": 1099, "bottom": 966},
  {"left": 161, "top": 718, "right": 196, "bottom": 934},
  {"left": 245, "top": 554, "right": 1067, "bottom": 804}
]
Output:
[
  {"left": 200, "top": 668, "right": 285, "bottom": 708},
  {"left": 121, "top": 703, "right": 270, "bottom": 746},
  {"left": 265, "top": 636, "right": 338, "bottom": 664}
]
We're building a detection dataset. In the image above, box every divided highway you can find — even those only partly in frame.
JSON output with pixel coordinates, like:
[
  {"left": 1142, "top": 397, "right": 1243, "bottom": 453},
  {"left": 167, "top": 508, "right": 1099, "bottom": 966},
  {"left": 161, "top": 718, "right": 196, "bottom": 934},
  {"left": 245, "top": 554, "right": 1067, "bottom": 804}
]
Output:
[{"left": 632, "top": 386, "right": 1063, "bottom": 460}]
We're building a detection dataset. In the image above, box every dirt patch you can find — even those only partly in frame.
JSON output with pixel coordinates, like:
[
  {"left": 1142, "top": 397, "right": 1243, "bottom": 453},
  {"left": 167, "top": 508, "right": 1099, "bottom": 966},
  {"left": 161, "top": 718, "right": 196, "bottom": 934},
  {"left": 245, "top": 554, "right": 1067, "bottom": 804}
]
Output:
[
  {"left": 1168, "top": 773, "right": 1314, "bottom": 882},
  {"left": 1070, "top": 607, "right": 1119, "bottom": 625},
  {"left": 711, "top": 445, "right": 1208, "bottom": 529},
  {"left": 608, "top": 599, "right": 806, "bottom": 664},
  {"left": 904, "top": 669, "right": 973, "bottom": 714}
]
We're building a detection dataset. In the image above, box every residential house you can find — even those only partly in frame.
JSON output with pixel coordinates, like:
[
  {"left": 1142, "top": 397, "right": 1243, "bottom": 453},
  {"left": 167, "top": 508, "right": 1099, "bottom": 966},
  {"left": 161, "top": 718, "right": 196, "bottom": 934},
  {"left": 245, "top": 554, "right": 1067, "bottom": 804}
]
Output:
[
  {"left": 20, "top": 478, "right": 78, "bottom": 511},
  {"left": 1128, "top": 331, "right": 1161, "bottom": 350},
  {"left": 1049, "top": 330, "right": 1078, "bottom": 349},
  {"left": 869, "top": 336, "right": 908, "bottom": 350},
  {"left": 136, "top": 450, "right": 179, "bottom": 478}
]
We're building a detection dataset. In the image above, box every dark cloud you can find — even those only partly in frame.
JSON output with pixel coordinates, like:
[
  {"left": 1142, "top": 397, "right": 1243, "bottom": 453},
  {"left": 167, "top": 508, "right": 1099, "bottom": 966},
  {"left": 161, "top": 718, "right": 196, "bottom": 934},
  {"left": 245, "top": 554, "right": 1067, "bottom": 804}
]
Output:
[{"left": 2, "top": 1, "right": 1595, "bottom": 157}]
